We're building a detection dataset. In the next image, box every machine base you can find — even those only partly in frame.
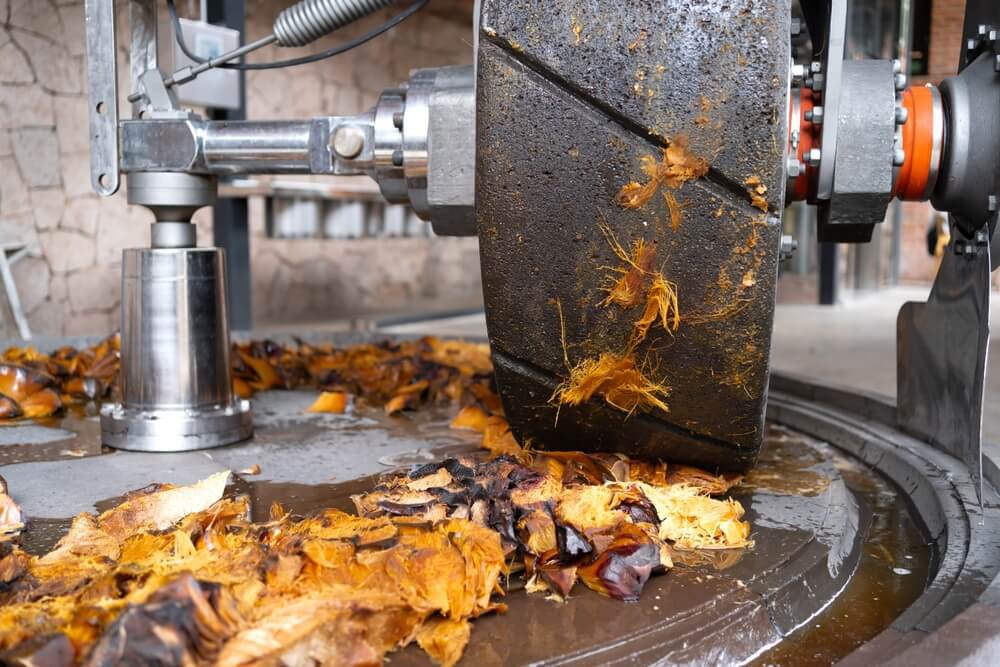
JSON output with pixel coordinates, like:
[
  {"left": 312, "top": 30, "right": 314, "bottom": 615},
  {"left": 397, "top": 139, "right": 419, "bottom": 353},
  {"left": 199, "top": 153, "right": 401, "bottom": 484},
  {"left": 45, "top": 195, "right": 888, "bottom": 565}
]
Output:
[{"left": 100, "top": 400, "right": 253, "bottom": 452}]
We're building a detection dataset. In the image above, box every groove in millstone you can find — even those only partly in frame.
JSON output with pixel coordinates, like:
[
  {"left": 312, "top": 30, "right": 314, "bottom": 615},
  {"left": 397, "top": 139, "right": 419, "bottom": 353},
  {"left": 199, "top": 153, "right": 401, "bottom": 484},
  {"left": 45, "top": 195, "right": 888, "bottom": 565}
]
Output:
[{"left": 479, "top": 34, "right": 769, "bottom": 210}]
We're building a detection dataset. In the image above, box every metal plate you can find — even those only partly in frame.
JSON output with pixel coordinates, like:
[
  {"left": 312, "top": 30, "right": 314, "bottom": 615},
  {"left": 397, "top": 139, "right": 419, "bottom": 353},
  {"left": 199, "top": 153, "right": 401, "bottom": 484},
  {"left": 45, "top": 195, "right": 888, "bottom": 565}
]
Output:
[
  {"left": 898, "top": 232, "right": 991, "bottom": 503},
  {"left": 84, "top": 0, "right": 120, "bottom": 196},
  {"left": 476, "top": 0, "right": 789, "bottom": 470}
]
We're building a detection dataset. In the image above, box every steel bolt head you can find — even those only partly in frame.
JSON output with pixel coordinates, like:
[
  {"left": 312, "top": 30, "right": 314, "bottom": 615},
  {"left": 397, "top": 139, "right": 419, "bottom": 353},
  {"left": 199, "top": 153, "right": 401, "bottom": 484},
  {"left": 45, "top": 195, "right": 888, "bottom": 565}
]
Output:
[
  {"left": 786, "top": 157, "right": 802, "bottom": 178},
  {"left": 810, "top": 106, "right": 824, "bottom": 124},
  {"left": 995, "top": 54, "right": 1000, "bottom": 72},
  {"left": 791, "top": 64, "right": 805, "bottom": 82},
  {"left": 810, "top": 73, "right": 825, "bottom": 90},
  {"left": 332, "top": 125, "right": 365, "bottom": 159},
  {"left": 806, "top": 148, "right": 821, "bottom": 167},
  {"left": 780, "top": 234, "right": 798, "bottom": 256},
  {"left": 892, "top": 59, "right": 902, "bottom": 74},
  {"left": 989, "top": 195, "right": 998, "bottom": 212},
  {"left": 810, "top": 60, "right": 822, "bottom": 73},
  {"left": 895, "top": 105, "right": 909, "bottom": 124},
  {"left": 893, "top": 147, "right": 906, "bottom": 166},
  {"left": 790, "top": 17, "right": 802, "bottom": 37}
]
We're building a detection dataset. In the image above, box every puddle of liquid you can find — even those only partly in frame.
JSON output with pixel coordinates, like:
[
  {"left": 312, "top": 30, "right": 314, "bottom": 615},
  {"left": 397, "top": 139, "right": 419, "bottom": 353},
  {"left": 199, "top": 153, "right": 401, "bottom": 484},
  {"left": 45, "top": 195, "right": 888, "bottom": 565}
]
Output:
[
  {"left": 752, "top": 431, "right": 935, "bottom": 666},
  {"left": 0, "top": 413, "right": 105, "bottom": 467},
  {"left": 742, "top": 425, "right": 832, "bottom": 497}
]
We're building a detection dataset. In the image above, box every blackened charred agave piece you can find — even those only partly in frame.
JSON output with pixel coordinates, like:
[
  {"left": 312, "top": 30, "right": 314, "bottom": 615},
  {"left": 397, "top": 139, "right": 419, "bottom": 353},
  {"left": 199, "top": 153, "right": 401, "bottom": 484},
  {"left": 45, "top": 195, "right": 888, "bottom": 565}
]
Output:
[{"left": 354, "top": 445, "right": 749, "bottom": 603}]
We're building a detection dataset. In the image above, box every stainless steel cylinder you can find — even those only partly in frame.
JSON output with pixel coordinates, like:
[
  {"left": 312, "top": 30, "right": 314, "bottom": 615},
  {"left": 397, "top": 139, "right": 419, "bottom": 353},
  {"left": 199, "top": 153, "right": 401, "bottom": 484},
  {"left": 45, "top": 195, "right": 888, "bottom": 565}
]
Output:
[
  {"left": 203, "top": 121, "right": 314, "bottom": 173},
  {"left": 101, "top": 247, "right": 252, "bottom": 451}
]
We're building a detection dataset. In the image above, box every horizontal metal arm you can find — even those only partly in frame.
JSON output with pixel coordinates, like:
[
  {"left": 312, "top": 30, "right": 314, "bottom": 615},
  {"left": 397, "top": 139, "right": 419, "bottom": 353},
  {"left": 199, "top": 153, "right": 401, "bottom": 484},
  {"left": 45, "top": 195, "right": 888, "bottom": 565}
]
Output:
[
  {"left": 114, "top": 65, "right": 475, "bottom": 236},
  {"left": 120, "top": 116, "right": 374, "bottom": 176}
]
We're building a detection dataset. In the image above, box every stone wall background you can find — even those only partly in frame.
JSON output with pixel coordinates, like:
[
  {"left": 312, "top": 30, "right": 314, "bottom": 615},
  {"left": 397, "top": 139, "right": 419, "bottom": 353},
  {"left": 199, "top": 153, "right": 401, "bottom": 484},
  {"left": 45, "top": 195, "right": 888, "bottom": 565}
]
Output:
[{"left": 0, "top": 0, "right": 478, "bottom": 338}]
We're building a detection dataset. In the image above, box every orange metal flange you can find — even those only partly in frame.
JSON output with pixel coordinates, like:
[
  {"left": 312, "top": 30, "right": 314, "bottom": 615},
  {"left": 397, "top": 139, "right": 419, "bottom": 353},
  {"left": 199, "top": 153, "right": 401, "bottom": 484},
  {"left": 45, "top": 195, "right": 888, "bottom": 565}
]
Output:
[
  {"left": 894, "top": 85, "right": 944, "bottom": 201},
  {"left": 787, "top": 88, "right": 818, "bottom": 202}
]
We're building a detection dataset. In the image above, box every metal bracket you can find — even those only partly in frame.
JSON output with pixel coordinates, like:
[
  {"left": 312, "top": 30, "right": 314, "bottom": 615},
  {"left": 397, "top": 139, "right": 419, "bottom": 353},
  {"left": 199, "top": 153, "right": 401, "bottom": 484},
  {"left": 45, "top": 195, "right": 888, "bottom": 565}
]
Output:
[
  {"left": 815, "top": 0, "right": 847, "bottom": 200},
  {"left": 85, "top": 0, "right": 120, "bottom": 196},
  {"left": 898, "top": 226, "right": 991, "bottom": 503}
]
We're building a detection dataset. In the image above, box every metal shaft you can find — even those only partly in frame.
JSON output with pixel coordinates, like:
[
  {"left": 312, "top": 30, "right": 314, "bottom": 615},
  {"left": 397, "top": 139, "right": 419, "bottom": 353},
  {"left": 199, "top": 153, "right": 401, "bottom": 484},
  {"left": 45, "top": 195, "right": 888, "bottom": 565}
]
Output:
[{"left": 203, "top": 121, "right": 315, "bottom": 173}]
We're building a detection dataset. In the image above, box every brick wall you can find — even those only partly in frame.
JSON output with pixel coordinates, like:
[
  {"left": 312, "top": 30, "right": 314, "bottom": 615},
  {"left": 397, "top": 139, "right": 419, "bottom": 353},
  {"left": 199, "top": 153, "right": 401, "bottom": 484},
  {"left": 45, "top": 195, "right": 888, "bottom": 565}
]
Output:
[
  {"left": 0, "top": 0, "right": 478, "bottom": 338},
  {"left": 927, "top": 0, "right": 966, "bottom": 82},
  {"left": 897, "top": 0, "right": 969, "bottom": 285}
]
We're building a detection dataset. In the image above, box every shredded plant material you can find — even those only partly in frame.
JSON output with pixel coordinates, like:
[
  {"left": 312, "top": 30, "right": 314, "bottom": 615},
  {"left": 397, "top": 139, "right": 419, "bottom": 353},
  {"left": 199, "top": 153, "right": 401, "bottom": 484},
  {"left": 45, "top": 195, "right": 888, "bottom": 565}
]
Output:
[
  {"left": 629, "top": 274, "right": 680, "bottom": 348},
  {"left": 306, "top": 391, "right": 348, "bottom": 414},
  {"left": 0, "top": 475, "right": 24, "bottom": 540},
  {"left": 744, "top": 176, "right": 769, "bottom": 211},
  {"left": 552, "top": 222, "right": 679, "bottom": 419},
  {"left": 616, "top": 136, "right": 709, "bottom": 209},
  {"left": 0, "top": 337, "right": 497, "bottom": 423},
  {"left": 0, "top": 330, "right": 752, "bottom": 665},
  {"left": 0, "top": 336, "right": 119, "bottom": 419},
  {"left": 359, "top": 422, "right": 750, "bottom": 603},
  {"left": 0, "top": 423, "right": 749, "bottom": 665},
  {"left": 596, "top": 221, "right": 679, "bottom": 349},
  {"left": 599, "top": 221, "right": 657, "bottom": 310},
  {"left": 551, "top": 352, "right": 670, "bottom": 415},
  {"left": 0, "top": 473, "right": 505, "bottom": 666},
  {"left": 663, "top": 190, "right": 689, "bottom": 232}
]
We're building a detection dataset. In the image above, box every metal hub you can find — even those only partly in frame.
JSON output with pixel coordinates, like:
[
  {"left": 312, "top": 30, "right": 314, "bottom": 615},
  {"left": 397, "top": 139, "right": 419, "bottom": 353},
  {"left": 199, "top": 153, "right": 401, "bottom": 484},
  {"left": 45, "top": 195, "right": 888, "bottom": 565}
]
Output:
[
  {"left": 100, "top": 400, "right": 252, "bottom": 452},
  {"left": 102, "top": 177, "right": 252, "bottom": 452}
]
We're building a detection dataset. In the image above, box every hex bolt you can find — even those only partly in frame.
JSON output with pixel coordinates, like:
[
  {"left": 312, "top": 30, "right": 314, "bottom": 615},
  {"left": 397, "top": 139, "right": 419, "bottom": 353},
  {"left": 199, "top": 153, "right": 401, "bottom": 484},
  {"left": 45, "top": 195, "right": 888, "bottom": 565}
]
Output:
[
  {"left": 806, "top": 148, "right": 821, "bottom": 167},
  {"left": 791, "top": 64, "right": 805, "bottom": 84},
  {"left": 895, "top": 105, "right": 909, "bottom": 124},
  {"left": 894, "top": 73, "right": 907, "bottom": 91},
  {"left": 978, "top": 24, "right": 989, "bottom": 37},
  {"left": 790, "top": 17, "right": 802, "bottom": 37},
  {"left": 392, "top": 111, "right": 404, "bottom": 129},
  {"left": 893, "top": 147, "right": 906, "bottom": 166},
  {"left": 780, "top": 234, "right": 798, "bottom": 258},
  {"left": 786, "top": 157, "right": 802, "bottom": 178},
  {"left": 810, "top": 60, "right": 822, "bottom": 73},
  {"left": 391, "top": 149, "right": 404, "bottom": 167},
  {"left": 332, "top": 125, "right": 365, "bottom": 159},
  {"left": 810, "top": 73, "right": 825, "bottom": 90},
  {"left": 892, "top": 59, "right": 902, "bottom": 74},
  {"left": 806, "top": 106, "right": 824, "bottom": 124}
]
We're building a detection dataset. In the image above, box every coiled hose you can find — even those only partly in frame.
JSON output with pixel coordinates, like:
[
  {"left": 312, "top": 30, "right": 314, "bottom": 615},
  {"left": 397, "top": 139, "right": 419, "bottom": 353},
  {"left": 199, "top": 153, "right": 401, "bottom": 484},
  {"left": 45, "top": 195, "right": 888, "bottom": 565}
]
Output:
[{"left": 274, "top": 0, "right": 399, "bottom": 47}]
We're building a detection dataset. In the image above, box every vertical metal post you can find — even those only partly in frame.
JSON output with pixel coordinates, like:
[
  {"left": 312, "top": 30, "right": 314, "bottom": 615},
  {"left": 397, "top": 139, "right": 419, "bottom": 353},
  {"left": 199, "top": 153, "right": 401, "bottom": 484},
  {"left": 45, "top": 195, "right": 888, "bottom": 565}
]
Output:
[
  {"left": 129, "top": 0, "right": 158, "bottom": 118},
  {"left": 85, "top": 0, "right": 121, "bottom": 196},
  {"left": 890, "top": 0, "right": 913, "bottom": 287},
  {"left": 207, "top": 0, "right": 252, "bottom": 331},
  {"left": 818, "top": 243, "right": 837, "bottom": 305}
]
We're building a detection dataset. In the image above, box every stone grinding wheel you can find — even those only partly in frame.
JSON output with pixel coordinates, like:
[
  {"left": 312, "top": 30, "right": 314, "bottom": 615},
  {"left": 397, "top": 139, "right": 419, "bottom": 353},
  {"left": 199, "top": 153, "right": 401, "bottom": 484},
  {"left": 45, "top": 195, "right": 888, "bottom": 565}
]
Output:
[{"left": 476, "top": 0, "right": 790, "bottom": 471}]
